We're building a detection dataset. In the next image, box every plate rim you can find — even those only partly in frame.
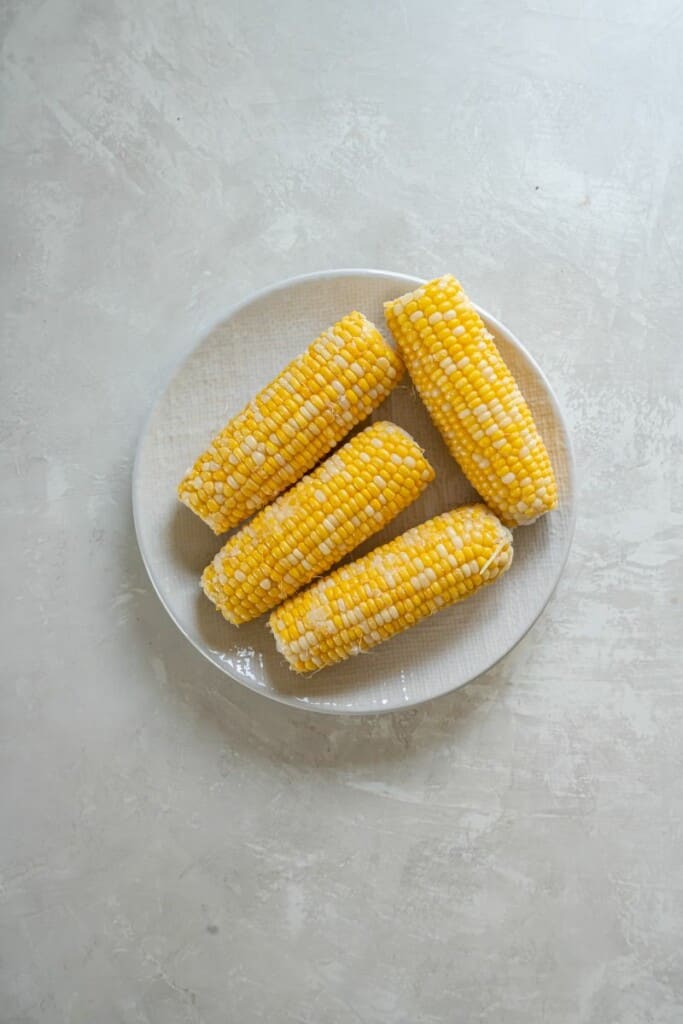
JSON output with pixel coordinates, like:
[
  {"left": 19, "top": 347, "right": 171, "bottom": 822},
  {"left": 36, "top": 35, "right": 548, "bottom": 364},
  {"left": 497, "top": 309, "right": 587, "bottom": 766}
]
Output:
[{"left": 132, "top": 267, "right": 576, "bottom": 716}]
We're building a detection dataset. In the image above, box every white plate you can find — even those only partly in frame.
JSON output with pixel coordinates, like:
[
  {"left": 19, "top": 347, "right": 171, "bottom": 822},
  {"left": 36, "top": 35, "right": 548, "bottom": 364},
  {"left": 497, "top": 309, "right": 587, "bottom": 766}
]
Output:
[{"left": 133, "top": 269, "right": 575, "bottom": 715}]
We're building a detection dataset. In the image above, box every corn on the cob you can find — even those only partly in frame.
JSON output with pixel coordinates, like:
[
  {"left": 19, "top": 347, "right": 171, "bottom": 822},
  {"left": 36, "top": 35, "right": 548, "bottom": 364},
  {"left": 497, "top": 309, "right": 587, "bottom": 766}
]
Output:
[
  {"left": 269, "top": 504, "right": 513, "bottom": 673},
  {"left": 384, "top": 276, "right": 557, "bottom": 526},
  {"left": 178, "top": 312, "right": 404, "bottom": 534},
  {"left": 202, "top": 422, "right": 435, "bottom": 624}
]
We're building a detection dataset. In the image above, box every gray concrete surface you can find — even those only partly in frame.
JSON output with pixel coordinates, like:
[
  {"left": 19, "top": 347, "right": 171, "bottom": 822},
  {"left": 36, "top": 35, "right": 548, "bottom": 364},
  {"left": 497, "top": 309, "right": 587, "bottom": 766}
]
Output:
[{"left": 2, "top": 1, "right": 682, "bottom": 1021}]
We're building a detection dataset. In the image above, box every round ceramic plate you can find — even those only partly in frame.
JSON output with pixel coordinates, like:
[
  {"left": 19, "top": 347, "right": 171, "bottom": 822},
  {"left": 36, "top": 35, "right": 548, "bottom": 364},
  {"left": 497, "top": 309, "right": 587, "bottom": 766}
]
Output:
[{"left": 133, "top": 269, "right": 575, "bottom": 714}]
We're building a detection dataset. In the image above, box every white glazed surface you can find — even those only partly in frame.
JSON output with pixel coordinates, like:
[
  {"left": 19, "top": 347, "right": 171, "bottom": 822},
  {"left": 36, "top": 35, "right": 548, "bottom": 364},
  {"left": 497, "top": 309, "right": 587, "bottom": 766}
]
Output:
[
  {"left": 3, "top": 1, "right": 682, "bottom": 1021},
  {"left": 134, "top": 270, "right": 575, "bottom": 713}
]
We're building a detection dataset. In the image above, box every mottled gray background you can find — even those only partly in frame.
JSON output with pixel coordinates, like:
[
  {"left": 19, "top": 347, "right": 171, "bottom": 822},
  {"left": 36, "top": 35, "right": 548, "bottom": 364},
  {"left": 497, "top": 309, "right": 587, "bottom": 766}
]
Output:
[{"left": 2, "top": 1, "right": 682, "bottom": 1022}]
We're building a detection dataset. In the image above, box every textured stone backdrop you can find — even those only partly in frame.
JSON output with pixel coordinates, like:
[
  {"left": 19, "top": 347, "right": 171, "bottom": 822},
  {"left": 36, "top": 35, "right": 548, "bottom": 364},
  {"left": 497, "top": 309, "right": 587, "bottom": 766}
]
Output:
[{"left": 1, "top": 1, "right": 682, "bottom": 1021}]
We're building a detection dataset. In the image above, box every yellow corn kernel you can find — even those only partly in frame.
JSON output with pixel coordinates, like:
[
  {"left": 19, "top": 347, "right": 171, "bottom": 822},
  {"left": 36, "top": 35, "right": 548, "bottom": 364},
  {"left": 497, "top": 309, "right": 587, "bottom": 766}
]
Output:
[
  {"left": 178, "top": 312, "right": 404, "bottom": 533},
  {"left": 202, "top": 421, "right": 434, "bottom": 624},
  {"left": 384, "top": 276, "right": 557, "bottom": 526},
  {"left": 269, "top": 504, "right": 513, "bottom": 672}
]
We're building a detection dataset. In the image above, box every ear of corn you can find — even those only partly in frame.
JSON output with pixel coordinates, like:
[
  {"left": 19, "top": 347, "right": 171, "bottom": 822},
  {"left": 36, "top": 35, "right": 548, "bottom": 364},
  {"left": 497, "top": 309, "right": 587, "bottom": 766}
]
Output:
[
  {"left": 384, "top": 275, "right": 557, "bottom": 527},
  {"left": 269, "top": 504, "right": 513, "bottom": 673},
  {"left": 201, "top": 421, "right": 434, "bottom": 624},
  {"left": 178, "top": 312, "right": 404, "bottom": 534}
]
